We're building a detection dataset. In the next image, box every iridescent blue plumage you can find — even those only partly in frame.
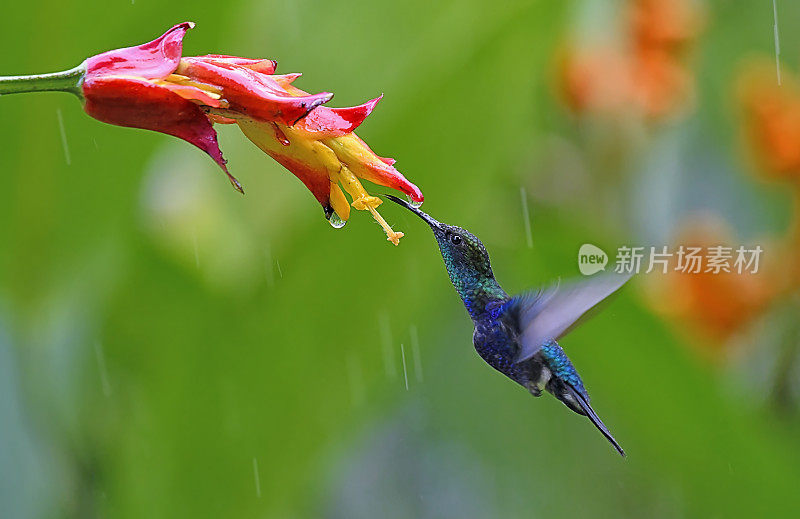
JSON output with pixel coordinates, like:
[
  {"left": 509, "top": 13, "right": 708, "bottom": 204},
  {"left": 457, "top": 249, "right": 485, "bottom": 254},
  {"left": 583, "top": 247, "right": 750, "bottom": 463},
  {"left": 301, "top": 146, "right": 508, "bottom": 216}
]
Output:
[
  {"left": 385, "top": 195, "right": 629, "bottom": 457},
  {"left": 540, "top": 341, "right": 587, "bottom": 398}
]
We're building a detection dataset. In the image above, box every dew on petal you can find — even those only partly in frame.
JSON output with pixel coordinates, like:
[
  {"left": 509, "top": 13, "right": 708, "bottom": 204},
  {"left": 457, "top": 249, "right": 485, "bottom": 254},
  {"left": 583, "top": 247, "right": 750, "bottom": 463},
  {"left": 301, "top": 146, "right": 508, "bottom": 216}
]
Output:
[
  {"left": 328, "top": 212, "right": 347, "bottom": 229},
  {"left": 271, "top": 123, "right": 290, "bottom": 146},
  {"left": 406, "top": 195, "right": 423, "bottom": 209}
]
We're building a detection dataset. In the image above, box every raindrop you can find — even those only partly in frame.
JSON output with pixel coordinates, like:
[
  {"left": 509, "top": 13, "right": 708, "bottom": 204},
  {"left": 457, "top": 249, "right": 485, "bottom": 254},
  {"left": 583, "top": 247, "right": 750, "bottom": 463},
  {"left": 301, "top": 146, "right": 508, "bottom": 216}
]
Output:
[
  {"left": 520, "top": 186, "right": 533, "bottom": 249},
  {"left": 406, "top": 195, "right": 423, "bottom": 209},
  {"left": 271, "top": 123, "right": 290, "bottom": 146},
  {"left": 329, "top": 212, "right": 347, "bottom": 229},
  {"left": 400, "top": 343, "right": 409, "bottom": 391},
  {"left": 252, "top": 457, "right": 261, "bottom": 498},
  {"left": 264, "top": 244, "right": 275, "bottom": 288},
  {"left": 56, "top": 108, "right": 71, "bottom": 165}
]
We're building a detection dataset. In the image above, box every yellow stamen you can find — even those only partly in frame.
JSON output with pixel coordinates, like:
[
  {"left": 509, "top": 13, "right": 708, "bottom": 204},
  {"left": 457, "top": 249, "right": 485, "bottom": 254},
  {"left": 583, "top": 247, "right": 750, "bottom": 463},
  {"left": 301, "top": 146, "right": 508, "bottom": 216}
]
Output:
[
  {"left": 336, "top": 164, "right": 372, "bottom": 203},
  {"left": 236, "top": 118, "right": 406, "bottom": 244},
  {"left": 367, "top": 204, "right": 404, "bottom": 246},
  {"left": 164, "top": 74, "right": 224, "bottom": 98},
  {"left": 335, "top": 166, "right": 403, "bottom": 244}
]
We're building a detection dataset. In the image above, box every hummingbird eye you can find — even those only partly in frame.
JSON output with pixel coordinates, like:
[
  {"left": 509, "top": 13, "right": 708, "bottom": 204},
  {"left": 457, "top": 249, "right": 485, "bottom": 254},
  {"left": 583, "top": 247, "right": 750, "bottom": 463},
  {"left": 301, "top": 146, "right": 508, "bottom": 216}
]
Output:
[{"left": 450, "top": 234, "right": 462, "bottom": 245}]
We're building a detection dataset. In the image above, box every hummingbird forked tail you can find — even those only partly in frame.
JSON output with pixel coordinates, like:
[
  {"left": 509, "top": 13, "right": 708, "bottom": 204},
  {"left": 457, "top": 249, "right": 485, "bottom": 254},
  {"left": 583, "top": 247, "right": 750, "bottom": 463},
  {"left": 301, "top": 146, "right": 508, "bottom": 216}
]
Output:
[{"left": 557, "top": 382, "right": 625, "bottom": 457}]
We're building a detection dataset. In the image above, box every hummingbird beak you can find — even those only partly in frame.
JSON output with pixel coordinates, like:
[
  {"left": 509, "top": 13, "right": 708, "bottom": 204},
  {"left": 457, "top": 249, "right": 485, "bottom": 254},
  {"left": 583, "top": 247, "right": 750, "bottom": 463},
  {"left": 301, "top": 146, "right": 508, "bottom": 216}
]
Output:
[{"left": 382, "top": 194, "right": 441, "bottom": 229}]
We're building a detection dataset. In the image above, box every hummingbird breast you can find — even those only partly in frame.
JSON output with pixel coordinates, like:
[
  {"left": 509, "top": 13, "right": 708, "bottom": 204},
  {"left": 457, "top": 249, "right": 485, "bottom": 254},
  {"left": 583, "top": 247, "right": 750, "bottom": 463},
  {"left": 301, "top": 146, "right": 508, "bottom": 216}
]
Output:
[{"left": 472, "top": 320, "right": 540, "bottom": 390}]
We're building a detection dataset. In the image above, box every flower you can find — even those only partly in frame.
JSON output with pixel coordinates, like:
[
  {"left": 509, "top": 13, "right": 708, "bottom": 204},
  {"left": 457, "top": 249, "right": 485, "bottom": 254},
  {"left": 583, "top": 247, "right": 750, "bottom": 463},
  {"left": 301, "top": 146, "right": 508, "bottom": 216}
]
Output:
[
  {"left": 644, "top": 217, "right": 780, "bottom": 356},
  {"left": 556, "top": 0, "right": 702, "bottom": 121},
  {"left": 739, "top": 67, "right": 800, "bottom": 290},
  {"left": 556, "top": 47, "right": 632, "bottom": 116},
  {"left": 1, "top": 22, "right": 421, "bottom": 244},
  {"left": 175, "top": 56, "right": 423, "bottom": 244},
  {"left": 739, "top": 63, "right": 800, "bottom": 186},
  {"left": 629, "top": 0, "right": 700, "bottom": 55}
]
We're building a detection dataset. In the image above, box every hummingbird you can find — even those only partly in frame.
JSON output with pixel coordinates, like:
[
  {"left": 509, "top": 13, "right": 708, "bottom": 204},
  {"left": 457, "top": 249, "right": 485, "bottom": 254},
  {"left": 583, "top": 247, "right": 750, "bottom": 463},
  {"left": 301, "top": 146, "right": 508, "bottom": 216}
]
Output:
[{"left": 384, "top": 195, "right": 630, "bottom": 456}]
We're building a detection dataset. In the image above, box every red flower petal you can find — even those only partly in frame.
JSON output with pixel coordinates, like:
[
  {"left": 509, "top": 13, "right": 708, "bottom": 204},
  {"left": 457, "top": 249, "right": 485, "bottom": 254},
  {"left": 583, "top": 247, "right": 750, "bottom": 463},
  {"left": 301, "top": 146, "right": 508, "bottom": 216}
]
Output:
[
  {"left": 296, "top": 95, "right": 383, "bottom": 137},
  {"left": 85, "top": 22, "right": 193, "bottom": 79},
  {"left": 361, "top": 161, "right": 424, "bottom": 203},
  {"left": 272, "top": 73, "right": 302, "bottom": 87},
  {"left": 178, "top": 57, "right": 333, "bottom": 126},
  {"left": 345, "top": 135, "right": 423, "bottom": 203},
  {"left": 83, "top": 76, "right": 242, "bottom": 192},
  {"left": 267, "top": 154, "right": 332, "bottom": 212}
]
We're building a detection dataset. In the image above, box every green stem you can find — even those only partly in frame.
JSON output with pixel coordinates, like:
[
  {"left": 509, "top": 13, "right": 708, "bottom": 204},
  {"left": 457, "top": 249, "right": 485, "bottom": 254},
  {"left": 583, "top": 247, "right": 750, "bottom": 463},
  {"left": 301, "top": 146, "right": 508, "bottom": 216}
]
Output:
[{"left": 0, "top": 63, "right": 85, "bottom": 97}]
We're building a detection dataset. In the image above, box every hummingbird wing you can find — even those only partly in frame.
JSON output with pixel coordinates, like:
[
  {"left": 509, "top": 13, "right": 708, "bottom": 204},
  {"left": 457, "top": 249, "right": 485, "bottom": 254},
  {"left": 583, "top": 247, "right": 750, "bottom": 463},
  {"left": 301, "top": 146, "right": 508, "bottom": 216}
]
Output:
[{"left": 510, "top": 272, "right": 632, "bottom": 363}]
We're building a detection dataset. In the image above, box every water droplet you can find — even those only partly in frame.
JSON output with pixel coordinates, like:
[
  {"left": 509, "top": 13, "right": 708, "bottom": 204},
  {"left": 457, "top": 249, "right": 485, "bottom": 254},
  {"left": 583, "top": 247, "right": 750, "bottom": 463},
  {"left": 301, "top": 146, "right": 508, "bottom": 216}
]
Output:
[
  {"left": 328, "top": 212, "right": 347, "bottom": 229},
  {"left": 406, "top": 196, "right": 423, "bottom": 209},
  {"left": 271, "top": 123, "right": 290, "bottom": 146}
]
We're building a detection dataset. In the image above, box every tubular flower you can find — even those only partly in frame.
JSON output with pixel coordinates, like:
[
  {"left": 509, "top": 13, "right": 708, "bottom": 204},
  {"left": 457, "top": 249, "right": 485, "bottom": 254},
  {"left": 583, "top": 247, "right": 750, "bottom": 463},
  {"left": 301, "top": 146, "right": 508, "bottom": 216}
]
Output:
[
  {"left": 177, "top": 58, "right": 423, "bottom": 244},
  {"left": 0, "top": 22, "right": 422, "bottom": 244}
]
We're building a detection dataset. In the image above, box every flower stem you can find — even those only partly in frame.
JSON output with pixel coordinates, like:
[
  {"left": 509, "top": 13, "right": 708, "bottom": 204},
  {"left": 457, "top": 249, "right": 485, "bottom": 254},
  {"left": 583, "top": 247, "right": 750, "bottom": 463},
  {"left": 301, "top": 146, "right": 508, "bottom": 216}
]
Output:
[{"left": 0, "top": 64, "right": 85, "bottom": 97}]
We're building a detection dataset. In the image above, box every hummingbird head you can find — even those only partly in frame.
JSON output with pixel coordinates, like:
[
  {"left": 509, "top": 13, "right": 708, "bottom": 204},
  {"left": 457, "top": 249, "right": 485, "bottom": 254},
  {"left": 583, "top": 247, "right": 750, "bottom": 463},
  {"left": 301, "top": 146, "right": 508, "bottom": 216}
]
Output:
[{"left": 384, "top": 195, "right": 506, "bottom": 315}]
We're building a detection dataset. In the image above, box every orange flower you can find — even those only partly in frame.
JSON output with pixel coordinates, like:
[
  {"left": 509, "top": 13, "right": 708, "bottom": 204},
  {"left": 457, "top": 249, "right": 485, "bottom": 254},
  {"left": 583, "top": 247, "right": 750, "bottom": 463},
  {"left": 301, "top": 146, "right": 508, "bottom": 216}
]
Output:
[
  {"left": 739, "top": 66, "right": 800, "bottom": 295},
  {"left": 630, "top": 48, "right": 693, "bottom": 119},
  {"left": 556, "top": 0, "right": 702, "bottom": 121},
  {"left": 739, "top": 63, "right": 800, "bottom": 185},
  {"left": 629, "top": 0, "right": 702, "bottom": 55},
  {"left": 557, "top": 48, "right": 632, "bottom": 115},
  {"left": 646, "top": 217, "right": 779, "bottom": 354}
]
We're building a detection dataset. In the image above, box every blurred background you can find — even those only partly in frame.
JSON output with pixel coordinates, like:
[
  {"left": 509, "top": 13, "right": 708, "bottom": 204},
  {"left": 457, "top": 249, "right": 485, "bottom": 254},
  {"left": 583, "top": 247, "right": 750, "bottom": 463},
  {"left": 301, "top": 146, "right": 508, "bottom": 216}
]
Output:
[{"left": 2, "top": 0, "right": 800, "bottom": 517}]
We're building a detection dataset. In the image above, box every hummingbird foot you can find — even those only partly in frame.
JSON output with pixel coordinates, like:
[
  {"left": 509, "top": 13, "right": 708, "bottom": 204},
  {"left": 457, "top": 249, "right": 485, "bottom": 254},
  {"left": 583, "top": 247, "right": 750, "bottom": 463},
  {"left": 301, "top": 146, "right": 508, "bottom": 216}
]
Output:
[{"left": 525, "top": 382, "right": 543, "bottom": 397}]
